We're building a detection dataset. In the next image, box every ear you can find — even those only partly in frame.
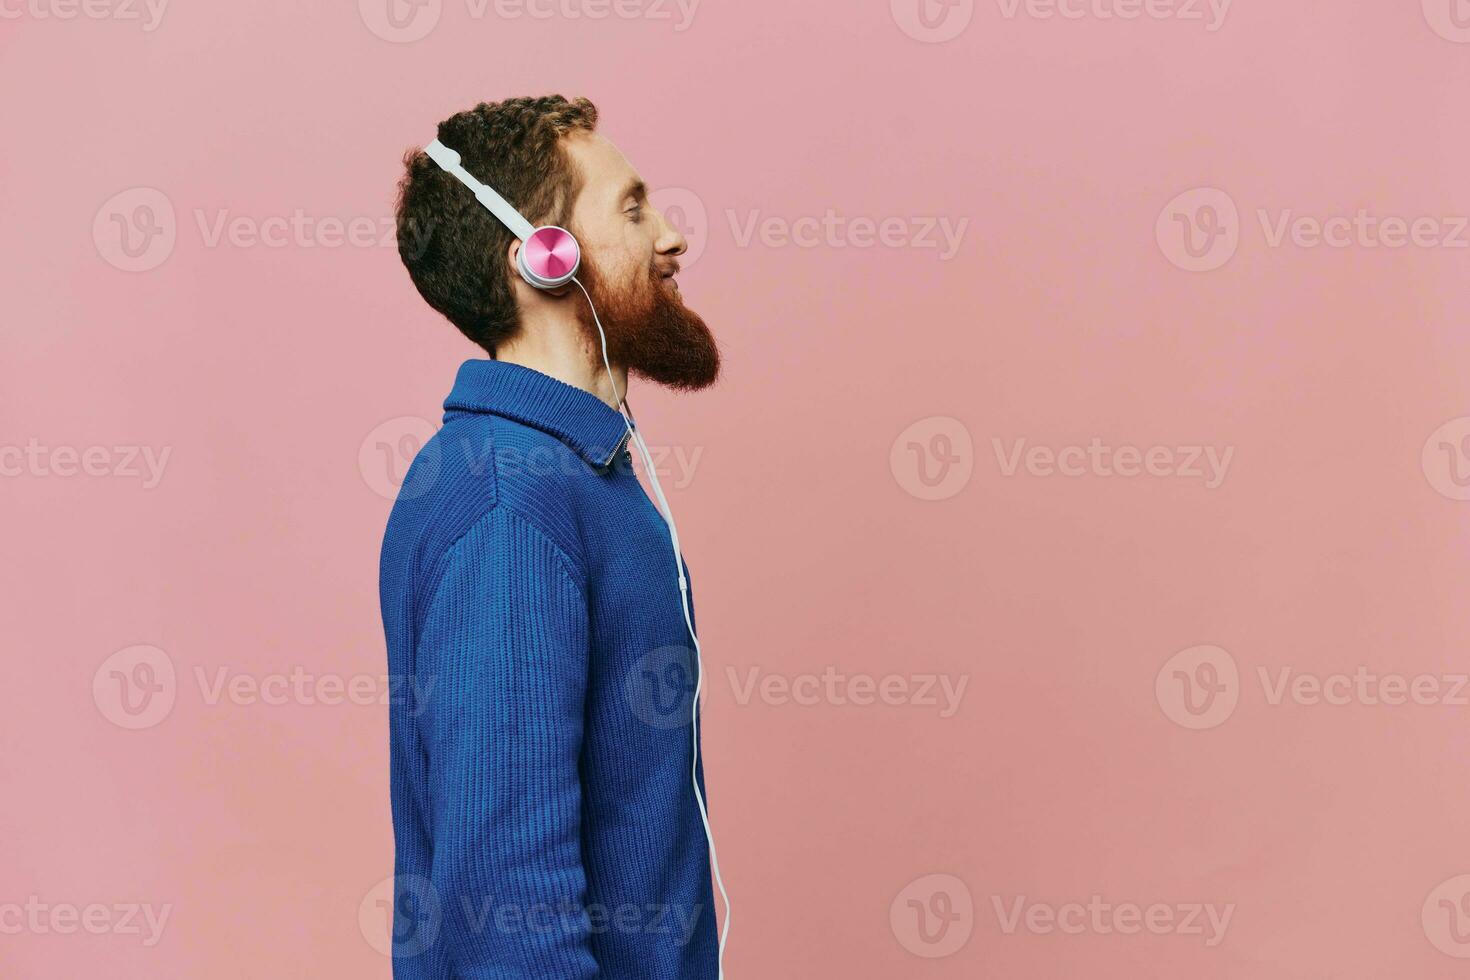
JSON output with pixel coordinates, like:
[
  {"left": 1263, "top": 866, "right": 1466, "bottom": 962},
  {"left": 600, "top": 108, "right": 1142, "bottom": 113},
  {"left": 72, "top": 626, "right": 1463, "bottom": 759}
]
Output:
[{"left": 504, "top": 238, "right": 574, "bottom": 301}]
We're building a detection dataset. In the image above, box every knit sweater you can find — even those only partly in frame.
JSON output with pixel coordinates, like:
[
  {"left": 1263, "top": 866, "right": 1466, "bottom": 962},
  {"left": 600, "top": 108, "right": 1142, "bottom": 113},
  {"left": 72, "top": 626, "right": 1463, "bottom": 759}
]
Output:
[{"left": 379, "top": 358, "right": 718, "bottom": 979}]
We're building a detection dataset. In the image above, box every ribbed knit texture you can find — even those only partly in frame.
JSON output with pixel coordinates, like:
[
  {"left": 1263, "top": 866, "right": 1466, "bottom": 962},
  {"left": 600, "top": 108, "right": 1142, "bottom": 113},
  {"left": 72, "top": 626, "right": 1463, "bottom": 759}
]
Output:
[{"left": 380, "top": 358, "right": 717, "bottom": 979}]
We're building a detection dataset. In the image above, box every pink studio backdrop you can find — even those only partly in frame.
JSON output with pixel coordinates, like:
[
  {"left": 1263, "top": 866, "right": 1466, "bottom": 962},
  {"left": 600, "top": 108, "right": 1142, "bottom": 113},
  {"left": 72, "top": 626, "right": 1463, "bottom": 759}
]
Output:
[{"left": 3, "top": 2, "right": 1470, "bottom": 977}]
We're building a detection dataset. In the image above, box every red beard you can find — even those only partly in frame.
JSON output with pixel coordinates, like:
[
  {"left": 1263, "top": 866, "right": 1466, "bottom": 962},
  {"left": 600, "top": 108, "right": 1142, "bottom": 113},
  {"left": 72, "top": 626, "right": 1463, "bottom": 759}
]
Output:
[{"left": 573, "top": 255, "right": 721, "bottom": 392}]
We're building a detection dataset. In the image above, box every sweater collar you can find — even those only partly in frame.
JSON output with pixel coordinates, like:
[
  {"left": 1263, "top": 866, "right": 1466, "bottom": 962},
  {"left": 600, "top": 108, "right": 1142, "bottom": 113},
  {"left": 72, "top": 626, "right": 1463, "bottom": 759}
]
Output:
[{"left": 444, "top": 358, "right": 631, "bottom": 468}]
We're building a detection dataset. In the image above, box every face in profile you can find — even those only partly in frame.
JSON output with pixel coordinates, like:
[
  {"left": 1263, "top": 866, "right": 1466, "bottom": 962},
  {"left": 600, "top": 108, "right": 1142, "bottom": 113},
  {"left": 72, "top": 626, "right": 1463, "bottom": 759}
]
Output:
[{"left": 561, "top": 132, "right": 721, "bottom": 392}]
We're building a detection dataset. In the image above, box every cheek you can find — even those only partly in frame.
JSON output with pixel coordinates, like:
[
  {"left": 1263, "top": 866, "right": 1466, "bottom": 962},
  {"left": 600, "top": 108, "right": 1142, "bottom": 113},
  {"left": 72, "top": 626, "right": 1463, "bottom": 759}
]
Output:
[
  {"left": 591, "top": 231, "right": 653, "bottom": 283},
  {"left": 608, "top": 220, "right": 657, "bottom": 269}
]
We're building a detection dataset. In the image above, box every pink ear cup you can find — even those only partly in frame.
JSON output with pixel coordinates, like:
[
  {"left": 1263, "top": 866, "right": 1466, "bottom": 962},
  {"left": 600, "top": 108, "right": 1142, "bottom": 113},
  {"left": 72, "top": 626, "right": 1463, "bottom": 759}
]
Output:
[{"left": 519, "top": 226, "right": 580, "bottom": 286}]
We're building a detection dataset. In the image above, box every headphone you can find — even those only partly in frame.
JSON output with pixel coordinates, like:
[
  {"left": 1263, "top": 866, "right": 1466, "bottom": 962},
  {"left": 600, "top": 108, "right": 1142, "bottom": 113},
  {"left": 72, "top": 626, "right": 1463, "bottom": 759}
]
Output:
[
  {"left": 424, "top": 139, "right": 582, "bottom": 290},
  {"left": 423, "top": 137, "right": 733, "bottom": 977}
]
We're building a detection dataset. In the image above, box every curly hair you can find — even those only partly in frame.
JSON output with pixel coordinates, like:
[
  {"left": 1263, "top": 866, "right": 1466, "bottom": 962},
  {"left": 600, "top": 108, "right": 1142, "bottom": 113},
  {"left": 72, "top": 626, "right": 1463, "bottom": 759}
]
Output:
[{"left": 394, "top": 95, "right": 600, "bottom": 354}]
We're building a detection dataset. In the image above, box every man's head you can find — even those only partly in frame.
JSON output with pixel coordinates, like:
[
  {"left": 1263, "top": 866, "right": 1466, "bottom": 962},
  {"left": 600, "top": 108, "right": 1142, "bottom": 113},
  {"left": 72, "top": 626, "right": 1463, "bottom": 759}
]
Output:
[{"left": 395, "top": 95, "right": 720, "bottom": 391}]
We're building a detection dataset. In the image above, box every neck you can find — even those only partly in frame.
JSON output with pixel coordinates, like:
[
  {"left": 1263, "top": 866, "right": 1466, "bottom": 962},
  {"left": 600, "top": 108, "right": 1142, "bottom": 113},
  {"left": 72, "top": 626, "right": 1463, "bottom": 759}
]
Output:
[{"left": 494, "top": 306, "right": 628, "bottom": 411}]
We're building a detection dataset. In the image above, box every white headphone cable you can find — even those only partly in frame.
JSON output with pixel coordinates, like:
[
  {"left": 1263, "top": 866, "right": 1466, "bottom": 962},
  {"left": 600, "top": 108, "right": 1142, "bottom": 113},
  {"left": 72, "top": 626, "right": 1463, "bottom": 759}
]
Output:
[{"left": 571, "top": 276, "right": 732, "bottom": 979}]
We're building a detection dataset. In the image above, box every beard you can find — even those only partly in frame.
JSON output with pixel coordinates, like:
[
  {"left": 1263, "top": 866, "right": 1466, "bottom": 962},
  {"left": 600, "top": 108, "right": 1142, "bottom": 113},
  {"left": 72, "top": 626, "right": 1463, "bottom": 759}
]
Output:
[{"left": 573, "top": 252, "right": 721, "bottom": 392}]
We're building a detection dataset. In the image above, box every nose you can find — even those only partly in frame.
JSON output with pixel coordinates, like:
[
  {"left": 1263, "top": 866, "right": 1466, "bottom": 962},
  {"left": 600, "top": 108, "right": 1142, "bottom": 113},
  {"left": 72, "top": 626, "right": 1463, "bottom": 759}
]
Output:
[{"left": 654, "top": 207, "right": 688, "bottom": 258}]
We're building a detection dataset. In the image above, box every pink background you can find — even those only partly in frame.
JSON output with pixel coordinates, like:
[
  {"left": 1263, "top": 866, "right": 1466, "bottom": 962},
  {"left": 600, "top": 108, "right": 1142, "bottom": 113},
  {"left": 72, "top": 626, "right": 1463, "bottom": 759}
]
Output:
[{"left": 4, "top": 1, "right": 1470, "bottom": 976}]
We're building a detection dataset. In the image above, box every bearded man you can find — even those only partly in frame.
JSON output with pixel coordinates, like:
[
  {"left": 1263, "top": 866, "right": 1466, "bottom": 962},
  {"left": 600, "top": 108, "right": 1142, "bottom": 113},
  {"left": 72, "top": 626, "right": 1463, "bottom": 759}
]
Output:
[{"left": 379, "top": 95, "right": 724, "bottom": 980}]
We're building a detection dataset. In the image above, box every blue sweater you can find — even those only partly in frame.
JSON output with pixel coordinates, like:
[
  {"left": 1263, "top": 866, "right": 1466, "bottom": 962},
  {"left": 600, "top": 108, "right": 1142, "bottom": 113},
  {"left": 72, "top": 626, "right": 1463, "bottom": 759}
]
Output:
[{"left": 379, "top": 358, "right": 718, "bottom": 979}]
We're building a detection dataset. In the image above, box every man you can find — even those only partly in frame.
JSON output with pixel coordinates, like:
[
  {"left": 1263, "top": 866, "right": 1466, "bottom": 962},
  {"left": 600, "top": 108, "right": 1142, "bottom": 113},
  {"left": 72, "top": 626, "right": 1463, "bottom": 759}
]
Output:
[{"left": 379, "top": 95, "right": 724, "bottom": 979}]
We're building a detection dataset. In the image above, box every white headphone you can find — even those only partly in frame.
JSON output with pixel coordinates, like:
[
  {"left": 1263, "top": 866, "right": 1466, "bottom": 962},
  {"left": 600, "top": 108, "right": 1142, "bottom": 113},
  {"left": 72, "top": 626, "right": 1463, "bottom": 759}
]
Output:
[{"left": 424, "top": 136, "right": 733, "bottom": 977}]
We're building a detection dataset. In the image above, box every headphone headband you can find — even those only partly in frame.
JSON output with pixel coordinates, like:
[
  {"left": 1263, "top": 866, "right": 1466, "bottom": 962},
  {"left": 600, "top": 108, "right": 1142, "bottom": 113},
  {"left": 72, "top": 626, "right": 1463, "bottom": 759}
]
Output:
[
  {"left": 424, "top": 138, "right": 537, "bottom": 242},
  {"left": 424, "top": 137, "right": 580, "bottom": 289}
]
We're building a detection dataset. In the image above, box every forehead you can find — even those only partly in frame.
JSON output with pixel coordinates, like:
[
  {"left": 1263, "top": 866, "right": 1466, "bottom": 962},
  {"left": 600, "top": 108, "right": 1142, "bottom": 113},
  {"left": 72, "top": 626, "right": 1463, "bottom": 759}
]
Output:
[{"left": 565, "top": 132, "right": 639, "bottom": 204}]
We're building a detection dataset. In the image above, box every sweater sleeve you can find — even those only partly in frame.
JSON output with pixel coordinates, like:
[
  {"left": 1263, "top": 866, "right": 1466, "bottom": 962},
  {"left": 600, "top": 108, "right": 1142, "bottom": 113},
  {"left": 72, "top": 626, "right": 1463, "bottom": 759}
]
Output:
[{"left": 415, "top": 507, "right": 599, "bottom": 978}]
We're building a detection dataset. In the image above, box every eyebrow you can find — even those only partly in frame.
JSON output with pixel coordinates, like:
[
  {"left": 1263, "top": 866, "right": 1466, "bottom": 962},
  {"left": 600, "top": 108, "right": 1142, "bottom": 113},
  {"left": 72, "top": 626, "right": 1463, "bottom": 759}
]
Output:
[{"left": 618, "top": 177, "right": 647, "bottom": 204}]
